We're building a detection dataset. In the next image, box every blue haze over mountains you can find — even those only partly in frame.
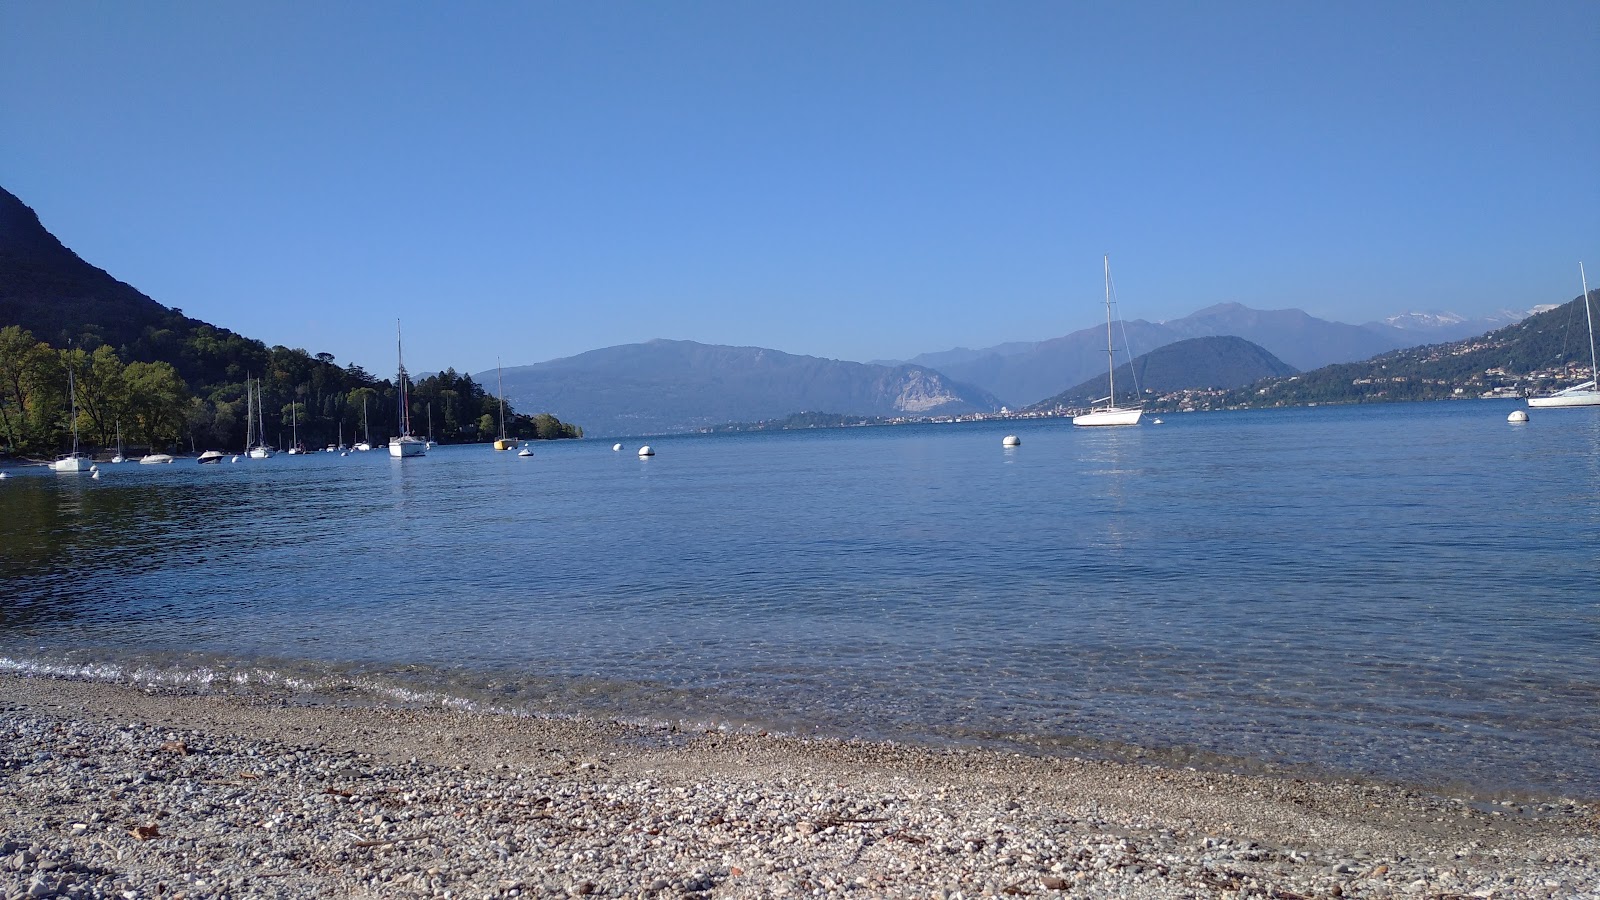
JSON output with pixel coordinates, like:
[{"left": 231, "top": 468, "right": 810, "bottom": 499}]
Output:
[
  {"left": 883, "top": 303, "right": 1533, "bottom": 408},
  {"left": 486, "top": 304, "right": 1533, "bottom": 434}
]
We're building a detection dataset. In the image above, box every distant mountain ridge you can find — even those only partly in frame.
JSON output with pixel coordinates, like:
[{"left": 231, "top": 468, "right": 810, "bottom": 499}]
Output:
[
  {"left": 1198, "top": 290, "right": 1600, "bottom": 409},
  {"left": 1027, "top": 336, "right": 1298, "bottom": 411},
  {"left": 480, "top": 339, "right": 1000, "bottom": 437},
  {"left": 894, "top": 302, "right": 1537, "bottom": 408}
]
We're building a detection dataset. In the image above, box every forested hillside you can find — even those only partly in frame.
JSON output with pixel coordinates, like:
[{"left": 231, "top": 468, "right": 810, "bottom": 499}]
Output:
[{"left": 0, "top": 186, "right": 578, "bottom": 457}]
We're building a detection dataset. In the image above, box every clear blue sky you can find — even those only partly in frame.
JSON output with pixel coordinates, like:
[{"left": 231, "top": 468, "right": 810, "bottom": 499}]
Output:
[{"left": 3, "top": 1, "right": 1596, "bottom": 377}]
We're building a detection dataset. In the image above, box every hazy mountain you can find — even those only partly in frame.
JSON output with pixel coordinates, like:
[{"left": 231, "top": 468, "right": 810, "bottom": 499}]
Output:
[
  {"left": 481, "top": 340, "right": 1001, "bottom": 437},
  {"left": 1361, "top": 308, "right": 1537, "bottom": 344},
  {"left": 1204, "top": 291, "right": 1600, "bottom": 408},
  {"left": 1027, "top": 336, "right": 1298, "bottom": 411},
  {"left": 904, "top": 303, "right": 1423, "bottom": 407},
  {"left": 1157, "top": 303, "right": 1409, "bottom": 370}
]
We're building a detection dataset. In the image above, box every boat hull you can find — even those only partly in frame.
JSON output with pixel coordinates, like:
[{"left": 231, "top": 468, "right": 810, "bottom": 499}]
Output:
[
  {"left": 493, "top": 439, "right": 514, "bottom": 451},
  {"left": 51, "top": 455, "right": 88, "bottom": 473},
  {"left": 1528, "top": 389, "right": 1600, "bottom": 408},
  {"left": 1072, "top": 407, "right": 1143, "bottom": 427},
  {"left": 389, "top": 437, "right": 427, "bottom": 458}
]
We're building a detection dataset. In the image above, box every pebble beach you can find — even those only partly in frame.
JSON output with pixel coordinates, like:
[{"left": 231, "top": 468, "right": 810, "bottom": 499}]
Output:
[{"left": 2, "top": 674, "right": 1596, "bottom": 900}]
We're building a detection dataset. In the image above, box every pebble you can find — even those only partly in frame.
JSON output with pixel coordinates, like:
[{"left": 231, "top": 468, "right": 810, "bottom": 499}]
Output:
[{"left": 2, "top": 675, "right": 1597, "bottom": 900}]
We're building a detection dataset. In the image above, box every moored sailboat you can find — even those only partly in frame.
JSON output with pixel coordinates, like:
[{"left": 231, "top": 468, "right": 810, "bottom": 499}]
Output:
[
  {"left": 246, "top": 376, "right": 274, "bottom": 458},
  {"left": 354, "top": 395, "right": 372, "bottom": 451},
  {"left": 388, "top": 321, "right": 426, "bottom": 458},
  {"left": 493, "top": 360, "right": 514, "bottom": 451},
  {"left": 1528, "top": 263, "right": 1600, "bottom": 409},
  {"left": 51, "top": 351, "right": 88, "bottom": 472},
  {"left": 1072, "top": 255, "right": 1143, "bottom": 427}
]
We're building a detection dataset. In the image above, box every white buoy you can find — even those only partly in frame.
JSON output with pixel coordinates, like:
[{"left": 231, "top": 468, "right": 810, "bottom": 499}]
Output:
[
  {"left": 1508, "top": 409, "right": 1529, "bottom": 423},
  {"left": 612, "top": 443, "right": 623, "bottom": 452},
  {"left": 1152, "top": 418, "right": 1163, "bottom": 424},
  {"left": 1, "top": 471, "right": 9, "bottom": 479},
  {"left": 1002, "top": 434, "right": 1021, "bottom": 447},
  {"left": 91, "top": 470, "right": 100, "bottom": 479},
  {"left": 638, "top": 445, "right": 655, "bottom": 457},
  {"left": 90, "top": 464, "right": 99, "bottom": 473}
]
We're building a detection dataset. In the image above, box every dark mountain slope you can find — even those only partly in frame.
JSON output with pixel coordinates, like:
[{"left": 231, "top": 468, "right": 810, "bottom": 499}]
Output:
[{"left": 1027, "top": 336, "right": 1298, "bottom": 410}]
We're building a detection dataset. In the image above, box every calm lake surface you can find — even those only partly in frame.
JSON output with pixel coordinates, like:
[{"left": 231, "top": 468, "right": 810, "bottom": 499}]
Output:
[{"left": 3, "top": 401, "right": 1597, "bottom": 798}]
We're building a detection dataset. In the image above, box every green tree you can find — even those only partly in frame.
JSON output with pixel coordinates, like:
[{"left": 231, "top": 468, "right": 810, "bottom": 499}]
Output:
[
  {"left": 0, "top": 326, "right": 61, "bottom": 453},
  {"left": 74, "top": 345, "right": 131, "bottom": 447},
  {"left": 123, "top": 361, "right": 190, "bottom": 450}
]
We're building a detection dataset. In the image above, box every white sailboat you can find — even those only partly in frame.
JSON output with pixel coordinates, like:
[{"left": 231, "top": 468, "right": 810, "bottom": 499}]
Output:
[
  {"left": 247, "top": 376, "right": 274, "bottom": 458},
  {"left": 1528, "top": 263, "right": 1600, "bottom": 409},
  {"left": 354, "top": 395, "right": 372, "bottom": 451},
  {"left": 493, "top": 360, "right": 514, "bottom": 451},
  {"left": 111, "top": 420, "right": 125, "bottom": 464},
  {"left": 388, "top": 321, "right": 426, "bottom": 458},
  {"left": 1072, "top": 255, "right": 1143, "bottom": 427},
  {"left": 425, "top": 403, "right": 436, "bottom": 450},
  {"left": 51, "top": 352, "right": 89, "bottom": 472},
  {"left": 286, "top": 400, "right": 303, "bottom": 454}
]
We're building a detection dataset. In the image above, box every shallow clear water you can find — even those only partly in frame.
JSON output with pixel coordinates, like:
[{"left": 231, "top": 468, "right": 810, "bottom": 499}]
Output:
[{"left": 3, "top": 401, "right": 1597, "bottom": 798}]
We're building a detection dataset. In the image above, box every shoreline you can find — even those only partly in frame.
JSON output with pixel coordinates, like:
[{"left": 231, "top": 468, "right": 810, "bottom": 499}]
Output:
[{"left": 3, "top": 673, "right": 1595, "bottom": 899}]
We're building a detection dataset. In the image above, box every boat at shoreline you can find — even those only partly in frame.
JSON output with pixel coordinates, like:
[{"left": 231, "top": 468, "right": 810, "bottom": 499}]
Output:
[
  {"left": 388, "top": 321, "right": 426, "bottom": 458},
  {"left": 51, "top": 349, "right": 89, "bottom": 473},
  {"left": 1528, "top": 263, "right": 1599, "bottom": 409},
  {"left": 1073, "top": 255, "right": 1143, "bottom": 427}
]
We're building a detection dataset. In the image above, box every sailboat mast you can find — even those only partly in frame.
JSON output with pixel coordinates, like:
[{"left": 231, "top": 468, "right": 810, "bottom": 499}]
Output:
[
  {"left": 65, "top": 350, "right": 79, "bottom": 455},
  {"left": 395, "top": 320, "right": 410, "bottom": 436},
  {"left": 497, "top": 359, "right": 507, "bottom": 441},
  {"left": 1582, "top": 262, "right": 1597, "bottom": 387},
  {"left": 245, "top": 375, "right": 253, "bottom": 450},
  {"left": 1103, "top": 255, "right": 1116, "bottom": 407}
]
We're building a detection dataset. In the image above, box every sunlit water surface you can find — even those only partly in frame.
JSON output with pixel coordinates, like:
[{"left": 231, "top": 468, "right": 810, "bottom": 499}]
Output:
[{"left": 3, "top": 401, "right": 1597, "bottom": 798}]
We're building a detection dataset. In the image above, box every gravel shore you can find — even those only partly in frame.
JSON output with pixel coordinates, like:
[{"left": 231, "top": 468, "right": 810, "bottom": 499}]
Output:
[{"left": 2, "top": 674, "right": 1595, "bottom": 899}]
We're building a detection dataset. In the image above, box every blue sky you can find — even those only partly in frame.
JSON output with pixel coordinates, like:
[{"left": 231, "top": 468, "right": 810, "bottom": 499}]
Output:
[{"left": 3, "top": 1, "right": 1596, "bottom": 377}]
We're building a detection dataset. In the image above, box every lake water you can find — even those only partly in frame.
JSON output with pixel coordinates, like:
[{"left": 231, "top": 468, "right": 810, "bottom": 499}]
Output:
[{"left": 3, "top": 401, "right": 1597, "bottom": 799}]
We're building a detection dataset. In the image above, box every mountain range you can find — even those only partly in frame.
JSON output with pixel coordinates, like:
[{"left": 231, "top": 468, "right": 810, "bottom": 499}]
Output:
[
  {"left": 889, "top": 303, "right": 1535, "bottom": 408},
  {"left": 479, "top": 341, "right": 1000, "bottom": 437}
]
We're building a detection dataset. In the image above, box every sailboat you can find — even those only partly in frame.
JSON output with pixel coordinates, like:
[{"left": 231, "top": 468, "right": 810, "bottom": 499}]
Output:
[
  {"left": 51, "top": 351, "right": 89, "bottom": 472},
  {"left": 354, "top": 395, "right": 372, "bottom": 451},
  {"left": 247, "top": 376, "right": 274, "bottom": 457},
  {"left": 286, "top": 400, "right": 303, "bottom": 454},
  {"left": 1528, "top": 263, "right": 1600, "bottom": 409},
  {"left": 111, "top": 420, "right": 126, "bottom": 464},
  {"left": 493, "top": 360, "right": 514, "bottom": 451},
  {"left": 425, "top": 403, "right": 436, "bottom": 450},
  {"left": 388, "top": 321, "right": 427, "bottom": 458},
  {"left": 1072, "top": 255, "right": 1143, "bottom": 427}
]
